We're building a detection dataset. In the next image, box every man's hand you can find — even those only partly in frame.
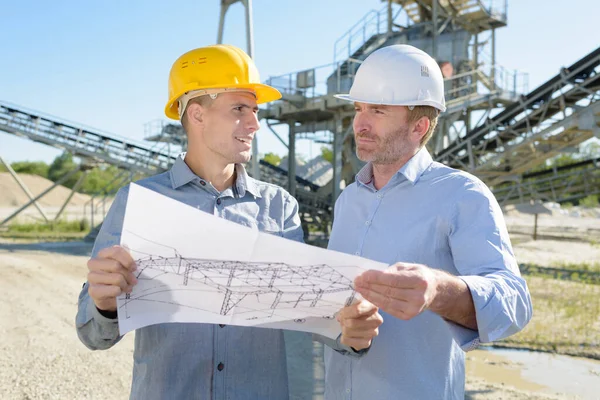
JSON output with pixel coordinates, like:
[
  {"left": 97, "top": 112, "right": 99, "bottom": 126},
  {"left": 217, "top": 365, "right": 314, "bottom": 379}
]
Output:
[
  {"left": 354, "top": 262, "right": 478, "bottom": 329},
  {"left": 86, "top": 245, "right": 138, "bottom": 312},
  {"left": 337, "top": 299, "right": 383, "bottom": 351},
  {"left": 353, "top": 262, "right": 438, "bottom": 321}
]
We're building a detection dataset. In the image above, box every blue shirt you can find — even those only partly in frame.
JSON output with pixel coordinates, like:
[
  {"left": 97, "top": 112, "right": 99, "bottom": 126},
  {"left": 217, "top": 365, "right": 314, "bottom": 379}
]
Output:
[
  {"left": 324, "top": 149, "right": 532, "bottom": 400},
  {"left": 76, "top": 157, "right": 305, "bottom": 400}
]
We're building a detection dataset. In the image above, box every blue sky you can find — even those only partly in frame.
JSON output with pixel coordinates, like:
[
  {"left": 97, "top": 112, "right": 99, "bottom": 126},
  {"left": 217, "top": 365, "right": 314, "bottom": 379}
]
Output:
[{"left": 1, "top": 0, "right": 598, "bottom": 164}]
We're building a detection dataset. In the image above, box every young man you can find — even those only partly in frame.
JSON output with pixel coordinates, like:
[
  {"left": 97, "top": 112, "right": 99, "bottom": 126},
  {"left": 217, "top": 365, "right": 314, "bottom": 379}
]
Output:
[
  {"left": 76, "top": 44, "right": 380, "bottom": 399},
  {"left": 324, "top": 45, "right": 533, "bottom": 399}
]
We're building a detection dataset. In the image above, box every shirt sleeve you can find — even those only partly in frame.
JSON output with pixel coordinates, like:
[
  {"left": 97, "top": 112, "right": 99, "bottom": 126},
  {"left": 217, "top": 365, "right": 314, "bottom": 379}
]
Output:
[
  {"left": 75, "top": 185, "right": 130, "bottom": 350},
  {"left": 282, "top": 194, "right": 305, "bottom": 243},
  {"left": 448, "top": 179, "right": 533, "bottom": 346}
]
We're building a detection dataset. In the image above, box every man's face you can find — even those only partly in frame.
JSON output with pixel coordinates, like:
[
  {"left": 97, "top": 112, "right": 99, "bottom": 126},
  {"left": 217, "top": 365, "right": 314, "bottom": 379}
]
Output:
[
  {"left": 353, "top": 102, "right": 418, "bottom": 165},
  {"left": 193, "top": 92, "right": 260, "bottom": 165}
]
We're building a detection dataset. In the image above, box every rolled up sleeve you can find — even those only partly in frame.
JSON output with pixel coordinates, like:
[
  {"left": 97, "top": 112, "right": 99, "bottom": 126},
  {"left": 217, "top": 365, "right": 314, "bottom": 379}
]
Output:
[{"left": 448, "top": 180, "right": 533, "bottom": 345}]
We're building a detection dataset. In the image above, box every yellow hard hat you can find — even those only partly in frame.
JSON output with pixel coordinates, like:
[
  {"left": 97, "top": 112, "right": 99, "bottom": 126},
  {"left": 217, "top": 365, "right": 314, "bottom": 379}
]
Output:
[{"left": 164, "top": 44, "right": 281, "bottom": 120}]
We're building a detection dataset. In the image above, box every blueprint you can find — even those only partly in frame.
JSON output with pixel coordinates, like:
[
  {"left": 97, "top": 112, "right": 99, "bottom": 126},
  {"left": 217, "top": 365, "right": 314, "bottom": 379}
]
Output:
[{"left": 116, "top": 183, "right": 386, "bottom": 339}]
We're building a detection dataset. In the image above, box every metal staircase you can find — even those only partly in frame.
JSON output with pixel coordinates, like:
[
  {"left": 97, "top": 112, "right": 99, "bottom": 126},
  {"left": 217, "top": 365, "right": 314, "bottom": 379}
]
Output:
[{"left": 435, "top": 47, "right": 600, "bottom": 186}]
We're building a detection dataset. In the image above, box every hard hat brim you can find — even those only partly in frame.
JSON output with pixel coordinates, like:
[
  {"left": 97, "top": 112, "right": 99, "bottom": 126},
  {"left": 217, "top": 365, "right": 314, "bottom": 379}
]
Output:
[
  {"left": 165, "top": 83, "right": 282, "bottom": 120},
  {"left": 334, "top": 94, "right": 446, "bottom": 113}
]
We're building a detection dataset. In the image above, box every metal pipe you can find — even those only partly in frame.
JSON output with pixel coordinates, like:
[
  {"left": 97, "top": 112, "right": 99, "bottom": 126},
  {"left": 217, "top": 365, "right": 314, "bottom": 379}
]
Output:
[
  {"left": 332, "top": 115, "right": 343, "bottom": 205},
  {"left": 217, "top": 1, "right": 228, "bottom": 43},
  {"left": 387, "top": 0, "right": 393, "bottom": 35},
  {"left": 491, "top": 28, "right": 496, "bottom": 90},
  {"left": 244, "top": 0, "right": 260, "bottom": 179},
  {"left": 288, "top": 122, "right": 296, "bottom": 197},
  {"left": 432, "top": 0, "right": 438, "bottom": 59},
  {"left": 473, "top": 34, "right": 479, "bottom": 92},
  {"left": 245, "top": 0, "right": 254, "bottom": 58}
]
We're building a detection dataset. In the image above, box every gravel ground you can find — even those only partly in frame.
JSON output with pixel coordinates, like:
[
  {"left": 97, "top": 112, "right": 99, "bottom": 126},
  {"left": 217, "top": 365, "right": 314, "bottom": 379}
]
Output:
[
  {"left": 0, "top": 243, "right": 134, "bottom": 399},
  {"left": 0, "top": 240, "right": 582, "bottom": 399}
]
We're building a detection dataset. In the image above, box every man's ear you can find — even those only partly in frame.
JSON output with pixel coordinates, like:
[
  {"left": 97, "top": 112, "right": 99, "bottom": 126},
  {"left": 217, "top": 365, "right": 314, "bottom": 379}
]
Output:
[
  {"left": 411, "top": 116, "right": 430, "bottom": 142},
  {"left": 186, "top": 103, "right": 204, "bottom": 126}
]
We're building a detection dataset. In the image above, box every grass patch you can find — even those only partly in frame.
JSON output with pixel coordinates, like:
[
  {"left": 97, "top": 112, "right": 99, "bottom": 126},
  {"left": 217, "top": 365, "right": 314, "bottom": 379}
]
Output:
[
  {"left": 550, "top": 261, "right": 600, "bottom": 272},
  {"left": 498, "top": 276, "right": 600, "bottom": 359},
  {"left": 0, "top": 231, "right": 89, "bottom": 241},
  {"left": 519, "top": 263, "right": 600, "bottom": 284},
  {"left": 7, "top": 219, "right": 90, "bottom": 233},
  {"left": 0, "top": 219, "right": 90, "bottom": 240}
]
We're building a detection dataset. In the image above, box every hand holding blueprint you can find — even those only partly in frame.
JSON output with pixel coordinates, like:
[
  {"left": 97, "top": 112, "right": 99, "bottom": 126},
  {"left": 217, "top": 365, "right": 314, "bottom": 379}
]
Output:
[{"left": 116, "top": 183, "right": 386, "bottom": 339}]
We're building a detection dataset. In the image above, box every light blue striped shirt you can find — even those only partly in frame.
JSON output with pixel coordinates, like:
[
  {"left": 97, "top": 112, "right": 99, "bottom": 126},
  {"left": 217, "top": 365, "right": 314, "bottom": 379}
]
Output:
[
  {"left": 324, "top": 148, "right": 532, "bottom": 400},
  {"left": 76, "top": 157, "right": 305, "bottom": 400}
]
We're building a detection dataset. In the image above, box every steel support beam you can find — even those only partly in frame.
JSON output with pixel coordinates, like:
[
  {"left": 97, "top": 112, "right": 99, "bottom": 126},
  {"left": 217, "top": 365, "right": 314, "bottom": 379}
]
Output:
[
  {"left": 0, "top": 155, "right": 49, "bottom": 222},
  {"left": 0, "top": 165, "right": 81, "bottom": 226}
]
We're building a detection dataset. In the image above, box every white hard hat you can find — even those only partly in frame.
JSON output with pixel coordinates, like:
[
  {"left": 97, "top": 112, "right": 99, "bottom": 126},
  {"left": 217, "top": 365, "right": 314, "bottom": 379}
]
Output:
[{"left": 335, "top": 44, "right": 446, "bottom": 112}]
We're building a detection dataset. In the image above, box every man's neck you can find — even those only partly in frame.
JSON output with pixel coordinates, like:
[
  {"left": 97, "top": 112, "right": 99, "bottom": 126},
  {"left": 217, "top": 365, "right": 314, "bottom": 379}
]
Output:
[
  {"left": 184, "top": 152, "right": 236, "bottom": 192},
  {"left": 371, "top": 149, "right": 419, "bottom": 190}
]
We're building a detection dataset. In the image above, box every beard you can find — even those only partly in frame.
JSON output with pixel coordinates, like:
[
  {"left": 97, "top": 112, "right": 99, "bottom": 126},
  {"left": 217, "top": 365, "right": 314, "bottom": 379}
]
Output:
[{"left": 355, "top": 125, "right": 411, "bottom": 165}]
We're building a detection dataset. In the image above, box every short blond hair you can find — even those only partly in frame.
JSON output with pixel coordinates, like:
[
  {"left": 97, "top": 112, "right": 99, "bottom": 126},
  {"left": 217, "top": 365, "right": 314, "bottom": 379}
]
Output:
[
  {"left": 406, "top": 106, "right": 440, "bottom": 147},
  {"left": 181, "top": 95, "right": 214, "bottom": 132}
]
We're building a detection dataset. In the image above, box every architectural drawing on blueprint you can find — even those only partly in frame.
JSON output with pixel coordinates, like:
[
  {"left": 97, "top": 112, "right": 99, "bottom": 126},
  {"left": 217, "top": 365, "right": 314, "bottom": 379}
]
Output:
[{"left": 120, "top": 245, "right": 357, "bottom": 323}]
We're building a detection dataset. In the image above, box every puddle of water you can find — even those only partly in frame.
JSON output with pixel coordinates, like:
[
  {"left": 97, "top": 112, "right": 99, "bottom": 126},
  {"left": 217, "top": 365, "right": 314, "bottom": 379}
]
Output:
[{"left": 467, "top": 347, "right": 600, "bottom": 399}]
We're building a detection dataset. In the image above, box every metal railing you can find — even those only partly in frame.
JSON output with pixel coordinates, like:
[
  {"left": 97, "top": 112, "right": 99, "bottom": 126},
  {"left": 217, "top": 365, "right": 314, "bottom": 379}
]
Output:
[
  {"left": 333, "top": 5, "right": 392, "bottom": 63},
  {"left": 443, "top": 65, "right": 528, "bottom": 102},
  {"left": 265, "top": 59, "right": 527, "bottom": 110},
  {"left": 266, "top": 59, "right": 363, "bottom": 100}
]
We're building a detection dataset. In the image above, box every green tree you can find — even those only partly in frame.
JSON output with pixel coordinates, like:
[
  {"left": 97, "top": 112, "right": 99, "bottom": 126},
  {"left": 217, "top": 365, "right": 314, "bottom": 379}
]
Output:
[
  {"left": 48, "top": 152, "right": 82, "bottom": 188},
  {"left": 81, "top": 165, "right": 123, "bottom": 194},
  {"left": 579, "top": 194, "right": 599, "bottom": 208},
  {"left": 10, "top": 161, "right": 49, "bottom": 178},
  {"left": 321, "top": 146, "right": 333, "bottom": 164},
  {"left": 263, "top": 152, "right": 281, "bottom": 166}
]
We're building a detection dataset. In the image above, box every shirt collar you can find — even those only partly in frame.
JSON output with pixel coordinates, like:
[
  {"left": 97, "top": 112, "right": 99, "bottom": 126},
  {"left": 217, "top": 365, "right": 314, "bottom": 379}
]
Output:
[
  {"left": 169, "top": 156, "right": 198, "bottom": 189},
  {"left": 169, "top": 156, "right": 262, "bottom": 198},
  {"left": 355, "top": 148, "right": 433, "bottom": 188},
  {"left": 234, "top": 163, "right": 262, "bottom": 198}
]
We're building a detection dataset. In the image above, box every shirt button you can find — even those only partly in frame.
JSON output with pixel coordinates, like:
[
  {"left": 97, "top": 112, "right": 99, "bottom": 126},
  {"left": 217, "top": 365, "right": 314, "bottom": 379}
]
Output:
[
  {"left": 216, "top": 198, "right": 222, "bottom": 205},
  {"left": 365, "top": 220, "right": 371, "bottom": 225},
  {"left": 200, "top": 180, "right": 206, "bottom": 186},
  {"left": 219, "top": 324, "right": 226, "bottom": 328},
  {"left": 354, "top": 251, "right": 360, "bottom": 256},
  {"left": 217, "top": 362, "right": 224, "bottom": 371},
  {"left": 377, "top": 193, "right": 383, "bottom": 199},
  {"left": 346, "top": 388, "right": 351, "bottom": 393}
]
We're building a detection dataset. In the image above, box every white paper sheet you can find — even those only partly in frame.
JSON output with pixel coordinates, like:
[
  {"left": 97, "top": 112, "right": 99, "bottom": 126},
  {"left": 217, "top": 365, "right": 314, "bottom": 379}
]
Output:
[{"left": 116, "top": 183, "right": 387, "bottom": 339}]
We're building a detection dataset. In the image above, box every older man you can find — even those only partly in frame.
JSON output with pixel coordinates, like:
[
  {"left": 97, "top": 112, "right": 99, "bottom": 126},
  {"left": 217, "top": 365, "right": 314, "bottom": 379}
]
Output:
[{"left": 324, "top": 44, "right": 532, "bottom": 399}]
